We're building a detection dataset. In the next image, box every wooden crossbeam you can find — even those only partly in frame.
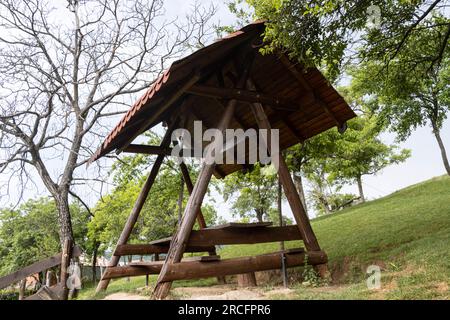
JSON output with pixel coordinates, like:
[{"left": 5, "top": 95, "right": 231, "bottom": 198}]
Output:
[
  {"left": 114, "top": 225, "right": 302, "bottom": 256},
  {"left": 102, "top": 249, "right": 327, "bottom": 281},
  {"left": 123, "top": 144, "right": 195, "bottom": 157},
  {"left": 187, "top": 85, "right": 298, "bottom": 112},
  {"left": 123, "top": 145, "right": 172, "bottom": 156},
  {"left": 113, "top": 244, "right": 215, "bottom": 256}
]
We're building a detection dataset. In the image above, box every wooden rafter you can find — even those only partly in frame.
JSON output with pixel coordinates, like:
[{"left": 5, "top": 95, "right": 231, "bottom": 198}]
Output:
[
  {"left": 187, "top": 85, "right": 298, "bottom": 112},
  {"left": 279, "top": 54, "right": 346, "bottom": 132}
]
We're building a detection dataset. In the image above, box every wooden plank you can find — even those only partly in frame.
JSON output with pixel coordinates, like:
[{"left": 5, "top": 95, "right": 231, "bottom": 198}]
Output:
[
  {"left": 207, "top": 222, "right": 272, "bottom": 229},
  {"left": 183, "top": 255, "right": 221, "bottom": 262},
  {"left": 163, "top": 250, "right": 327, "bottom": 281},
  {"left": 123, "top": 145, "right": 172, "bottom": 156},
  {"left": 102, "top": 250, "right": 327, "bottom": 281},
  {"left": 114, "top": 244, "right": 216, "bottom": 256},
  {"left": 123, "top": 144, "right": 195, "bottom": 157},
  {"left": 0, "top": 246, "right": 81, "bottom": 290},
  {"left": 179, "top": 162, "right": 207, "bottom": 229},
  {"left": 237, "top": 273, "right": 257, "bottom": 287},
  {"left": 189, "top": 225, "right": 302, "bottom": 246},
  {"left": 278, "top": 54, "right": 343, "bottom": 129},
  {"left": 25, "top": 285, "right": 62, "bottom": 300},
  {"left": 247, "top": 79, "right": 322, "bottom": 252},
  {"left": 115, "top": 225, "right": 302, "bottom": 256}
]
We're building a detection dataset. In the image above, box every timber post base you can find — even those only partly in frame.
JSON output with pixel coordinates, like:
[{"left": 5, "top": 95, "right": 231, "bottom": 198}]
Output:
[{"left": 237, "top": 272, "right": 257, "bottom": 287}]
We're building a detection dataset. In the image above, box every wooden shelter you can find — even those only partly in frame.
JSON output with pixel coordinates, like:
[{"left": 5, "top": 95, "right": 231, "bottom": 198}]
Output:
[{"left": 89, "top": 21, "right": 355, "bottom": 299}]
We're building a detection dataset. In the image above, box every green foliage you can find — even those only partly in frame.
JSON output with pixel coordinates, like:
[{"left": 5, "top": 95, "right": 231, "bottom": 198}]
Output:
[
  {"left": 220, "top": 163, "right": 278, "bottom": 222},
  {"left": 327, "top": 114, "right": 411, "bottom": 183},
  {"left": 286, "top": 109, "right": 409, "bottom": 215},
  {"left": 243, "top": 0, "right": 447, "bottom": 81},
  {"left": 350, "top": 16, "right": 450, "bottom": 141},
  {"left": 0, "top": 198, "right": 89, "bottom": 276},
  {"left": 301, "top": 255, "right": 324, "bottom": 288}
]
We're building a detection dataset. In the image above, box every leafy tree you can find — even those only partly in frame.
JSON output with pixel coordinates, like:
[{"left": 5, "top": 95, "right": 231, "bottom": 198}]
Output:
[
  {"left": 286, "top": 111, "right": 409, "bottom": 214},
  {"left": 242, "top": 0, "right": 448, "bottom": 80},
  {"left": 285, "top": 130, "right": 339, "bottom": 214},
  {"left": 0, "top": 198, "right": 89, "bottom": 277},
  {"left": 327, "top": 114, "right": 411, "bottom": 202},
  {"left": 351, "top": 18, "right": 450, "bottom": 175},
  {"left": 220, "top": 163, "right": 278, "bottom": 222}
]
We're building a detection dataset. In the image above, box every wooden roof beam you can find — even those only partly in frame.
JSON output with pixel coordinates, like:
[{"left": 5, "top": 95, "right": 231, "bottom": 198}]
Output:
[
  {"left": 187, "top": 85, "right": 298, "bottom": 112},
  {"left": 123, "top": 144, "right": 197, "bottom": 157},
  {"left": 279, "top": 54, "right": 347, "bottom": 133}
]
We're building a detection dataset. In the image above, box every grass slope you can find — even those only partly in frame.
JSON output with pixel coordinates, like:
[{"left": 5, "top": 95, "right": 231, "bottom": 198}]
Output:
[{"left": 80, "top": 176, "right": 450, "bottom": 300}]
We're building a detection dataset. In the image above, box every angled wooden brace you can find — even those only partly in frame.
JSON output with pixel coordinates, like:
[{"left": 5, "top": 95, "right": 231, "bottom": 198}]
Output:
[
  {"left": 246, "top": 78, "right": 330, "bottom": 278},
  {"left": 95, "top": 121, "right": 177, "bottom": 293}
]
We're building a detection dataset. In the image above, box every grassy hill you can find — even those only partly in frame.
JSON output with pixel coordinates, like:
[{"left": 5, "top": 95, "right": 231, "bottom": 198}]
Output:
[{"left": 79, "top": 175, "right": 450, "bottom": 300}]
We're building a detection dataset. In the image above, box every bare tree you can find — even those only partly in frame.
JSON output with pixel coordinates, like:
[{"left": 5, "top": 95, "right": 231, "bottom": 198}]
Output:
[{"left": 0, "top": 0, "right": 216, "bottom": 245}]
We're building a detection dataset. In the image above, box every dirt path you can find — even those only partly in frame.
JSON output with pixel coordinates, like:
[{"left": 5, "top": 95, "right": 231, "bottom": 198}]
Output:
[
  {"left": 102, "top": 285, "right": 297, "bottom": 300},
  {"left": 103, "top": 292, "right": 147, "bottom": 300},
  {"left": 171, "top": 285, "right": 296, "bottom": 300}
]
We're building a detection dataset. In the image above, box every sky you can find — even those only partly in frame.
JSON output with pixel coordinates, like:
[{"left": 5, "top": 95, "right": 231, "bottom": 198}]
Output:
[{"left": 0, "top": 0, "right": 449, "bottom": 221}]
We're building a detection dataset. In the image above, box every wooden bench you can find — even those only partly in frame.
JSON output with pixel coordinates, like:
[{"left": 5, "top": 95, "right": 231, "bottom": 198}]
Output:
[
  {"left": 102, "top": 249, "right": 327, "bottom": 281},
  {"left": 114, "top": 223, "right": 302, "bottom": 256}
]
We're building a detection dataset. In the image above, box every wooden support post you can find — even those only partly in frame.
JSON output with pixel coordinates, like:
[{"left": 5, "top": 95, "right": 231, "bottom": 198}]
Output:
[
  {"left": 60, "top": 239, "right": 72, "bottom": 300},
  {"left": 237, "top": 273, "right": 257, "bottom": 287},
  {"left": 95, "top": 122, "right": 176, "bottom": 293},
  {"left": 246, "top": 79, "right": 329, "bottom": 277},
  {"left": 177, "top": 174, "right": 184, "bottom": 225},
  {"left": 278, "top": 178, "right": 288, "bottom": 287},
  {"left": 153, "top": 55, "right": 254, "bottom": 299},
  {"left": 179, "top": 162, "right": 226, "bottom": 284},
  {"left": 179, "top": 162, "right": 207, "bottom": 229},
  {"left": 46, "top": 270, "right": 57, "bottom": 287}
]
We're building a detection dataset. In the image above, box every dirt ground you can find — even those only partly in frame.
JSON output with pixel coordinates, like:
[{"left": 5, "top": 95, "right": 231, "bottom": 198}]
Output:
[
  {"left": 102, "top": 285, "right": 297, "bottom": 300},
  {"left": 103, "top": 292, "right": 148, "bottom": 300}
]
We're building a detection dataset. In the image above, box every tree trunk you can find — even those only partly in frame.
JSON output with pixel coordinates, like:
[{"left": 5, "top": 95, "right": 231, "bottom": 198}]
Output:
[
  {"left": 92, "top": 242, "right": 99, "bottom": 283},
  {"left": 432, "top": 127, "right": 450, "bottom": 176},
  {"left": 255, "top": 208, "right": 264, "bottom": 223},
  {"left": 293, "top": 174, "right": 308, "bottom": 215},
  {"left": 18, "top": 279, "right": 26, "bottom": 300},
  {"left": 55, "top": 191, "right": 74, "bottom": 247},
  {"left": 356, "top": 175, "right": 365, "bottom": 203}
]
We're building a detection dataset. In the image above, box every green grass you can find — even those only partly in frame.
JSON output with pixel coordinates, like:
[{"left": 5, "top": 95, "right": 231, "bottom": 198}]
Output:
[{"left": 79, "top": 175, "right": 450, "bottom": 300}]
